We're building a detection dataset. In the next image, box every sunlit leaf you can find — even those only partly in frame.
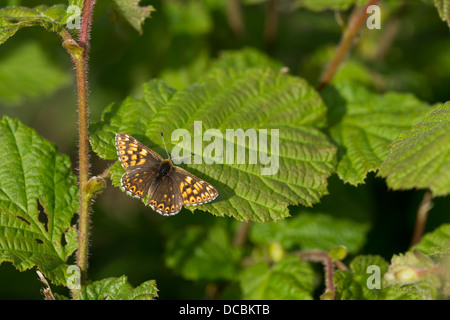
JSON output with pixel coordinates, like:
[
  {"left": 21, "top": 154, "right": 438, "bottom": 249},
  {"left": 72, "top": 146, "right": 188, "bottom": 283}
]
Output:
[
  {"left": 379, "top": 102, "right": 450, "bottom": 197},
  {"left": 0, "top": 117, "right": 78, "bottom": 286},
  {"left": 91, "top": 64, "right": 337, "bottom": 222}
]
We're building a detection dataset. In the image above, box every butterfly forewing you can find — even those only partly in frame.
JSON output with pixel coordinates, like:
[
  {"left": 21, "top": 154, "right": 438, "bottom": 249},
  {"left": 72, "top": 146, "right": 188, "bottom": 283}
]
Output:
[
  {"left": 115, "top": 132, "right": 163, "bottom": 169},
  {"left": 115, "top": 132, "right": 219, "bottom": 216}
]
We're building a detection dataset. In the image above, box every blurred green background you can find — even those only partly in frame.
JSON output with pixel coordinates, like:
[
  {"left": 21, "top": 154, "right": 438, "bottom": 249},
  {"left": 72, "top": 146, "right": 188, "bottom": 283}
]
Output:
[{"left": 0, "top": 0, "right": 449, "bottom": 299}]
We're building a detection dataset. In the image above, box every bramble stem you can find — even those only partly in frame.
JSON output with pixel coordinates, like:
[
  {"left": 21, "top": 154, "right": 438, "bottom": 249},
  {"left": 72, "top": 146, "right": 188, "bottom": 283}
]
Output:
[
  {"left": 317, "top": 0, "right": 380, "bottom": 91},
  {"left": 68, "top": 0, "right": 97, "bottom": 299}
]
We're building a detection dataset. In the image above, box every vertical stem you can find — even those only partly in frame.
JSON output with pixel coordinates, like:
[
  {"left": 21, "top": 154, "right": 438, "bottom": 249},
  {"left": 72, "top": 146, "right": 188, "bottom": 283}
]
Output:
[
  {"left": 411, "top": 191, "right": 433, "bottom": 246},
  {"left": 73, "top": 0, "right": 96, "bottom": 298},
  {"left": 317, "top": 0, "right": 380, "bottom": 91},
  {"left": 264, "top": 0, "right": 278, "bottom": 50},
  {"left": 227, "top": 0, "right": 245, "bottom": 37},
  {"left": 233, "top": 222, "right": 251, "bottom": 247},
  {"left": 75, "top": 49, "right": 89, "bottom": 289}
]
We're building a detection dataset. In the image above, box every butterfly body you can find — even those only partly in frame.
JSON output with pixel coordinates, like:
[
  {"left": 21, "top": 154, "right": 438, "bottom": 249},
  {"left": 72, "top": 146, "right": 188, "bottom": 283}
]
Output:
[{"left": 115, "top": 132, "right": 218, "bottom": 216}]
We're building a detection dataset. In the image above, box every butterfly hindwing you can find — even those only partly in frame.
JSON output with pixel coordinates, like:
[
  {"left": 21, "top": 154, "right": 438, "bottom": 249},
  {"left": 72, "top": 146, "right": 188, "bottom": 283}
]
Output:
[
  {"left": 120, "top": 166, "right": 159, "bottom": 199},
  {"left": 147, "top": 175, "right": 184, "bottom": 216}
]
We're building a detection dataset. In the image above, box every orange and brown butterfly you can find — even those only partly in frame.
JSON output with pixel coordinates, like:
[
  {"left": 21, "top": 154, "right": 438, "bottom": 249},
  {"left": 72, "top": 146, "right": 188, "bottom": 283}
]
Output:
[{"left": 115, "top": 132, "right": 218, "bottom": 216}]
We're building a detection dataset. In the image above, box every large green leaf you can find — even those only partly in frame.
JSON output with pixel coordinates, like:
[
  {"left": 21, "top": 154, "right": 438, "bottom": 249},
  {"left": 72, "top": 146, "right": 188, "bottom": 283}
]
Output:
[
  {"left": 0, "top": 117, "right": 78, "bottom": 286},
  {"left": 79, "top": 276, "right": 158, "bottom": 300},
  {"left": 324, "top": 81, "right": 431, "bottom": 185},
  {"left": 91, "top": 65, "right": 336, "bottom": 222},
  {"left": 379, "top": 102, "right": 450, "bottom": 197},
  {"left": 0, "top": 5, "right": 68, "bottom": 45}
]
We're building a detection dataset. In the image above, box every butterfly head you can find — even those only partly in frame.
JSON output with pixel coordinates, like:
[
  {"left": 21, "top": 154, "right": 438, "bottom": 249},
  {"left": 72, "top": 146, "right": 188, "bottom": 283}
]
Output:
[{"left": 160, "top": 158, "right": 174, "bottom": 174}]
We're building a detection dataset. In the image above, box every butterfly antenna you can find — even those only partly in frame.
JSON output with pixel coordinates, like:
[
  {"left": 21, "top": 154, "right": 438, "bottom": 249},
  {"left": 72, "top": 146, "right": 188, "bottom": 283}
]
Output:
[
  {"left": 171, "top": 153, "right": 196, "bottom": 162},
  {"left": 160, "top": 132, "right": 171, "bottom": 159}
]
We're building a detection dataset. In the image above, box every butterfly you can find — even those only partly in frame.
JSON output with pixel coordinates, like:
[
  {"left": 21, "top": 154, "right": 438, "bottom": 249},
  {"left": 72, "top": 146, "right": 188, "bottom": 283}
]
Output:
[{"left": 115, "top": 132, "right": 219, "bottom": 216}]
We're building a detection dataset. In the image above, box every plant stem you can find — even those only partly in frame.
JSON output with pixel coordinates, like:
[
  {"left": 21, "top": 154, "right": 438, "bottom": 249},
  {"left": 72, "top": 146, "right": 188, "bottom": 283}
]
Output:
[
  {"left": 233, "top": 222, "right": 251, "bottom": 247},
  {"left": 227, "top": 0, "right": 245, "bottom": 37},
  {"left": 298, "top": 250, "right": 336, "bottom": 300},
  {"left": 411, "top": 191, "right": 433, "bottom": 246},
  {"left": 317, "top": 0, "right": 380, "bottom": 91},
  {"left": 264, "top": 0, "right": 278, "bottom": 49},
  {"left": 73, "top": 0, "right": 97, "bottom": 299}
]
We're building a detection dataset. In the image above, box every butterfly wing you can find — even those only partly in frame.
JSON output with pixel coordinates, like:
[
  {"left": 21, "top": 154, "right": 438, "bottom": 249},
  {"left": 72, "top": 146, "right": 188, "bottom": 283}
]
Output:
[
  {"left": 115, "top": 132, "right": 163, "bottom": 169},
  {"left": 146, "top": 174, "right": 184, "bottom": 216},
  {"left": 115, "top": 132, "right": 219, "bottom": 216},
  {"left": 120, "top": 166, "right": 159, "bottom": 199},
  {"left": 170, "top": 166, "right": 219, "bottom": 207},
  {"left": 115, "top": 132, "right": 163, "bottom": 199}
]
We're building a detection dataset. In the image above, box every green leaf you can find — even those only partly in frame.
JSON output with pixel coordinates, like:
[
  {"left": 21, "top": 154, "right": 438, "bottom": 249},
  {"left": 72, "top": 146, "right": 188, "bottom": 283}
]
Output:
[
  {"left": 165, "top": 223, "right": 242, "bottom": 281},
  {"left": 433, "top": 0, "right": 450, "bottom": 29},
  {"left": 69, "top": 0, "right": 84, "bottom": 8},
  {"left": 328, "top": 245, "right": 349, "bottom": 260},
  {"left": 334, "top": 255, "right": 403, "bottom": 300},
  {"left": 112, "top": 0, "right": 155, "bottom": 34},
  {"left": 91, "top": 65, "right": 336, "bottom": 222},
  {"left": 0, "top": 5, "right": 68, "bottom": 45},
  {"left": 159, "top": 49, "right": 210, "bottom": 90},
  {"left": 335, "top": 253, "right": 448, "bottom": 300},
  {"left": 0, "top": 41, "right": 71, "bottom": 105},
  {"left": 379, "top": 102, "right": 450, "bottom": 197},
  {"left": 412, "top": 223, "right": 450, "bottom": 257},
  {"left": 0, "top": 117, "right": 78, "bottom": 286},
  {"left": 211, "top": 47, "right": 284, "bottom": 72},
  {"left": 324, "top": 81, "right": 431, "bottom": 185},
  {"left": 400, "top": 224, "right": 450, "bottom": 299},
  {"left": 79, "top": 276, "right": 158, "bottom": 300},
  {"left": 159, "top": 47, "right": 285, "bottom": 91},
  {"left": 62, "top": 1, "right": 82, "bottom": 28},
  {"left": 298, "top": 0, "right": 361, "bottom": 11},
  {"left": 163, "top": 0, "right": 213, "bottom": 35},
  {"left": 250, "top": 212, "right": 369, "bottom": 254},
  {"left": 237, "top": 255, "right": 315, "bottom": 300},
  {"left": 384, "top": 251, "right": 448, "bottom": 300}
]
